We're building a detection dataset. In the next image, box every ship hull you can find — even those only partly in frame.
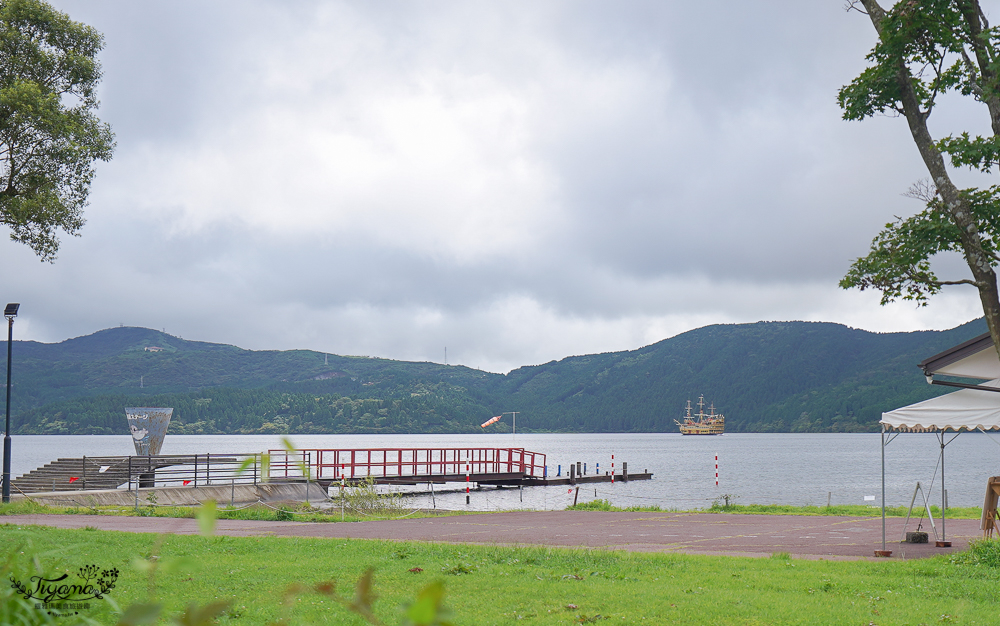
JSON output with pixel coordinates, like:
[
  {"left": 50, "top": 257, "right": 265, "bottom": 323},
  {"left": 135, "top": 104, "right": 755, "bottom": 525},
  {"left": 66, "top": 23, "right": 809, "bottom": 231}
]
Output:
[{"left": 678, "top": 424, "right": 724, "bottom": 435}]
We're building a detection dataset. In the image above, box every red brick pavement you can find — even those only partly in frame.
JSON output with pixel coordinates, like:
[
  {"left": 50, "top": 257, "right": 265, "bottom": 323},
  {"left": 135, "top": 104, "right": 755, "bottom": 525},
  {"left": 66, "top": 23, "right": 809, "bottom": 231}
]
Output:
[{"left": 0, "top": 511, "right": 981, "bottom": 560}]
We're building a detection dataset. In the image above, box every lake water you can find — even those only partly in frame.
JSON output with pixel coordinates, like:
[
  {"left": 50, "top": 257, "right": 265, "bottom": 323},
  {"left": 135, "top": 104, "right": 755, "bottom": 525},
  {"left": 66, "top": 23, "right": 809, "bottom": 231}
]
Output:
[{"left": 5, "top": 432, "right": 1000, "bottom": 511}]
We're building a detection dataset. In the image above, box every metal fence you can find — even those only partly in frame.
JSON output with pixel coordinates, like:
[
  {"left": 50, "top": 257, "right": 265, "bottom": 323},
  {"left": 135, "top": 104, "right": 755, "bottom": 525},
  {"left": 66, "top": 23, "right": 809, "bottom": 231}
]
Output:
[{"left": 122, "top": 453, "right": 267, "bottom": 489}]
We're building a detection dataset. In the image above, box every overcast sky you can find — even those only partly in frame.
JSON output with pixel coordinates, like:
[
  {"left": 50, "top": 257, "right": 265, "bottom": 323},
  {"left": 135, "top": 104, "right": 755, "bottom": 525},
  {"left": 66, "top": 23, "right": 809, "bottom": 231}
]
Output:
[{"left": 1, "top": 1, "right": 992, "bottom": 372}]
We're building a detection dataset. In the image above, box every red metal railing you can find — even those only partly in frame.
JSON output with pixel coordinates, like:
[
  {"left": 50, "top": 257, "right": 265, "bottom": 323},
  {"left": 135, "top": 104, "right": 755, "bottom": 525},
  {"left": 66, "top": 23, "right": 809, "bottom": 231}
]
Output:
[{"left": 266, "top": 447, "right": 546, "bottom": 480}]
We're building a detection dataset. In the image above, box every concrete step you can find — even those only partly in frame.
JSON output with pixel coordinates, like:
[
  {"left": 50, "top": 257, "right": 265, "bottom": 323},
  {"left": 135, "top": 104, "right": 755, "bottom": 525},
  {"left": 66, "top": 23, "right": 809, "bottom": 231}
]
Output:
[
  {"left": 12, "top": 456, "right": 136, "bottom": 493},
  {"left": 11, "top": 455, "right": 252, "bottom": 494}
]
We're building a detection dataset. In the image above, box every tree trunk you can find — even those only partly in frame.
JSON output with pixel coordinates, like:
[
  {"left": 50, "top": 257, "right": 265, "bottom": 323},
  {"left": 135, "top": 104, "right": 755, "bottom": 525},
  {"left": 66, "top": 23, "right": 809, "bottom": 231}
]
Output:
[{"left": 862, "top": 0, "right": 1000, "bottom": 360}]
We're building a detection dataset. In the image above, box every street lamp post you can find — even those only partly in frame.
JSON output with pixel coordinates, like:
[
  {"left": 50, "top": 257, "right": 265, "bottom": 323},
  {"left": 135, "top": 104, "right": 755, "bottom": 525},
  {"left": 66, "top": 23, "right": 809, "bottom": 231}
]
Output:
[{"left": 2, "top": 302, "right": 19, "bottom": 504}]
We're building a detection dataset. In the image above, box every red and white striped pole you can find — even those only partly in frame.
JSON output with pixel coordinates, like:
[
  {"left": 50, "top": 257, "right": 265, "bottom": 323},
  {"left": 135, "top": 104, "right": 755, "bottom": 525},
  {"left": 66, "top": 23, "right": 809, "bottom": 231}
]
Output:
[
  {"left": 611, "top": 453, "right": 615, "bottom": 484},
  {"left": 465, "top": 452, "right": 470, "bottom": 505},
  {"left": 715, "top": 454, "right": 719, "bottom": 487},
  {"left": 340, "top": 469, "right": 346, "bottom": 521}
]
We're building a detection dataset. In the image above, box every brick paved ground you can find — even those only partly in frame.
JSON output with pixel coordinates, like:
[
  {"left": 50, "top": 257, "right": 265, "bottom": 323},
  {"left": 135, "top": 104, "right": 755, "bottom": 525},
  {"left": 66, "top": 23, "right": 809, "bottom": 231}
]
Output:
[{"left": 0, "top": 511, "right": 981, "bottom": 560}]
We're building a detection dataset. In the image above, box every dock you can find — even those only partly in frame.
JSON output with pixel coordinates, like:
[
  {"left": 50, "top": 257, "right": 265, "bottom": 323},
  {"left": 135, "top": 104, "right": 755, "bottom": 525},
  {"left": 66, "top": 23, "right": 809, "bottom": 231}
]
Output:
[
  {"left": 269, "top": 447, "right": 651, "bottom": 487},
  {"left": 10, "top": 447, "right": 651, "bottom": 495},
  {"left": 365, "top": 471, "right": 652, "bottom": 487}
]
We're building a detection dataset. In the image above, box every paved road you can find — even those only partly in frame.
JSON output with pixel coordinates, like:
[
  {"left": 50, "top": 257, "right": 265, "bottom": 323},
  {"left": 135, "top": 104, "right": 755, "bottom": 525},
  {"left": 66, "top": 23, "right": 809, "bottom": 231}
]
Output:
[{"left": 0, "top": 511, "right": 981, "bottom": 560}]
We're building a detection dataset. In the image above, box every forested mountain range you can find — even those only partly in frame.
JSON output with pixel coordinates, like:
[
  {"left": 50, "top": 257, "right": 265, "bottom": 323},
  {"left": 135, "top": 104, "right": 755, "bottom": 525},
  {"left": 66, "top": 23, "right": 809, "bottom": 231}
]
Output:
[{"left": 1, "top": 319, "right": 987, "bottom": 435}]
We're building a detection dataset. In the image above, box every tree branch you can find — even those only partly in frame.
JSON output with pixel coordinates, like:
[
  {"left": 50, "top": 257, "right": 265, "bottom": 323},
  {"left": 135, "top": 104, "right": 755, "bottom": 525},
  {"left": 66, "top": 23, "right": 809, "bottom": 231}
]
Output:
[
  {"left": 960, "top": 47, "right": 985, "bottom": 97},
  {"left": 923, "top": 52, "right": 949, "bottom": 119},
  {"left": 957, "top": 0, "right": 1000, "bottom": 135},
  {"left": 903, "top": 178, "right": 939, "bottom": 202},
  {"left": 844, "top": 0, "right": 869, "bottom": 15}
]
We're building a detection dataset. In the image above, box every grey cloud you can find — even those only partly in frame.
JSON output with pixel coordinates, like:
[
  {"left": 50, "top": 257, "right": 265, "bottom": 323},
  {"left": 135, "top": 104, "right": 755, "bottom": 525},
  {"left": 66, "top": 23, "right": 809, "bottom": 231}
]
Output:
[{"left": 9, "top": 0, "right": 980, "bottom": 371}]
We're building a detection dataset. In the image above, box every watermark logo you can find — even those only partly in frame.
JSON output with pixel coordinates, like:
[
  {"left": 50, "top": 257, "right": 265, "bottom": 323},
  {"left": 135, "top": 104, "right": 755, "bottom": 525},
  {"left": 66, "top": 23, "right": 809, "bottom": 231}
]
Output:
[{"left": 9, "top": 564, "right": 119, "bottom": 617}]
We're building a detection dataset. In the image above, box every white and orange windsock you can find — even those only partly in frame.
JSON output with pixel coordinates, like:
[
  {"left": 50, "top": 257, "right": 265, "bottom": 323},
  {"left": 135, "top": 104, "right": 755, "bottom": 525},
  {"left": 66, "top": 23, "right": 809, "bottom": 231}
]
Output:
[{"left": 481, "top": 415, "right": 502, "bottom": 428}]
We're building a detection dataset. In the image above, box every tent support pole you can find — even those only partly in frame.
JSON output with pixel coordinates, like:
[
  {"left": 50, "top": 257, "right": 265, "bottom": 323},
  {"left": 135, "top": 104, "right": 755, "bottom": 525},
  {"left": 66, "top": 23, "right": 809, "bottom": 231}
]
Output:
[
  {"left": 939, "top": 430, "right": 963, "bottom": 543},
  {"left": 927, "top": 378, "right": 1000, "bottom": 393},
  {"left": 881, "top": 424, "right": 886, "bottom": 552},
  {"left": 940, "top": 431, "right": 946, "bottom": 543}
]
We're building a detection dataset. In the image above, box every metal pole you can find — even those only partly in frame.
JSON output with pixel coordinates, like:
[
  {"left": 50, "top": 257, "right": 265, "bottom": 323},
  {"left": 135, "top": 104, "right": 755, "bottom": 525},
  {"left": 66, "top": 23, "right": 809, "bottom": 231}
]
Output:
[
  {"left": 881, "top": 425, "right": 886, "bottom": 552},
  {"left": 2, "top": 315, "right": 13, "bottom": 503},
  {"left": 940, "top": 431, "right": 946, "bottom": 542}
]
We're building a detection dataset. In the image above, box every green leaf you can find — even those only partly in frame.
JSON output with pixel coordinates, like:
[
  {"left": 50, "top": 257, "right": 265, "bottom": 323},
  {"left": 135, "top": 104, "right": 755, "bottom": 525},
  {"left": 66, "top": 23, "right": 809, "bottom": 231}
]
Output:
[
  {"left": 838, "top": 0, "right": 975, "bottom": 122},
  {"left": 938, "top": 133, "right": 1000, "bottom": 172},
  {"left": 347, "top": 568, "right": 380, "bottom": 623},
  {"left": 280, "top": 436, "right": 310, "bottom": 478},
  {"left": 170, "top": 601, "right": 231, "bottom": 626},
  {"left": 260, "top": 453, "right": 270, "bottom": 483},
  {"left": 156, "top": 556, "right": 199, "bottom": 576},
  {"left": 195, "top": 500, "right": 217, "bottom": 537},
  {"left": 115, "top": 603, "right": 162, "bottom": 626},
  {"left": 353, "top": 567, "right": 377, "bottom": 610},
  {"left": 235, "top": 455, "right": 259, "bottom": 476},
  {"left": 405, "top": 581, "right": 446, "bottom": 626},
  {"left": 841, "top": 186, "right": 1000, "bottom": 304},
  {"left": 131, "top": 558, "right": 155, "bottom": 574}
]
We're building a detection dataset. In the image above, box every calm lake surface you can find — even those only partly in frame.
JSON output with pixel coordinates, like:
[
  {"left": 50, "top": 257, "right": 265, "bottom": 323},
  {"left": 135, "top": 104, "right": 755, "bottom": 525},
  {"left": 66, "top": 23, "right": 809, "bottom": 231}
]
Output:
[{"left": 7, "top": 432, "right": 999, "bottom": 511}]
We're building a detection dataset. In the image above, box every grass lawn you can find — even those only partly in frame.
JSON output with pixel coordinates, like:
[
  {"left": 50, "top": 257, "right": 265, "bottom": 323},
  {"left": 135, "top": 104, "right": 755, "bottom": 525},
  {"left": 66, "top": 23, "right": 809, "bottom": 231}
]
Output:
[
  {"left": 0, "top": 496, "right": 467, "bottom": 524},
  {"left": 568, "top": 499, "right": 985, "bottom": 520},
  {"left": 3, "top": 523, "right": 1000, "bottom": 625},
  {"left": 3, "top": 495, "right": 985, "bottom": 522}
]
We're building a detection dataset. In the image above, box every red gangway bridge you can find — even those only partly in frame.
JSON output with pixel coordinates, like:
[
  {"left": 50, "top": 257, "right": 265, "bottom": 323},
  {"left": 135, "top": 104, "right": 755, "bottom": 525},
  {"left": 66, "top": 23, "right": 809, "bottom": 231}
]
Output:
[{"left": 268, "top": 447, "right": 547, "bottom": 486}]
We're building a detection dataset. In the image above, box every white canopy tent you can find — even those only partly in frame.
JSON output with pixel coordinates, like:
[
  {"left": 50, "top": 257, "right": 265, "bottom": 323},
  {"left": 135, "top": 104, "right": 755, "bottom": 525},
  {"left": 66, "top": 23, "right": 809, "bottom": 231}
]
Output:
[
  {"left": 878, "top": 331, "right": 1000, "bottom": 554},
  {"left": 881, "top": 378, "right": 1000, "bottom": 432}
]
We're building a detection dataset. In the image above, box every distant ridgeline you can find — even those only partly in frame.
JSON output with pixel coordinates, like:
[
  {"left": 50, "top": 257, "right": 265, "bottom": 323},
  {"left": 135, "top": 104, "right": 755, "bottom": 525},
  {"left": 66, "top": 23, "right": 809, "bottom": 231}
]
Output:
[{"left": 0, "top": 320, "right": 987, "bottom": 435}]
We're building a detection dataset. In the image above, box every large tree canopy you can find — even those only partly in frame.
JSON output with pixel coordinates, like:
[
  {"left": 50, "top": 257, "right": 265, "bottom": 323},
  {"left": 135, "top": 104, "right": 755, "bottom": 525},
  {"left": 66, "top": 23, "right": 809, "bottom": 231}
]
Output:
[
  {"left": 0, "top": 0, "right": 114, "bottom": 261},
  {"left": 840, "top": 0, "right": 1000, "bottom": 358}
]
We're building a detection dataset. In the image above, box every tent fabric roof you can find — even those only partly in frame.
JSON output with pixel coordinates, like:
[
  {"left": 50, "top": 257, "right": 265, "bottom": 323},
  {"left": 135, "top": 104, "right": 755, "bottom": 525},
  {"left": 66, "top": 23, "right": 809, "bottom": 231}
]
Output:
[
  {"left": 919, "top": 332, "right": 1000, "bottom": 380},
  {"left": 881, "top": 378, "right": 1000, "bottom": 431}
]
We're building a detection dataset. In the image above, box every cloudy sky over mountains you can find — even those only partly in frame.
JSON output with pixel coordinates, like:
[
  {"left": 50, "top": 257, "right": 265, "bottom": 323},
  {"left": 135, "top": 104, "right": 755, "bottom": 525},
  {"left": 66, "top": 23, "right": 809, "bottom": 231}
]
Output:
[{"left": 1, "top": 1, "right": 990, "bottom": 372}]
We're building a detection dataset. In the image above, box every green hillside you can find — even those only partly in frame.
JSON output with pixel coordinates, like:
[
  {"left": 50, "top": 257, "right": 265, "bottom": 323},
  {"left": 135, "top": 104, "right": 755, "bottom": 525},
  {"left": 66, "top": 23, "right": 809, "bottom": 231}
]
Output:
[
  {"left": 1, "top": 319, "right": 987, "bottom": 435},
  {"left": 496, "top": 320, "right": 986, "bottom": 432}
]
